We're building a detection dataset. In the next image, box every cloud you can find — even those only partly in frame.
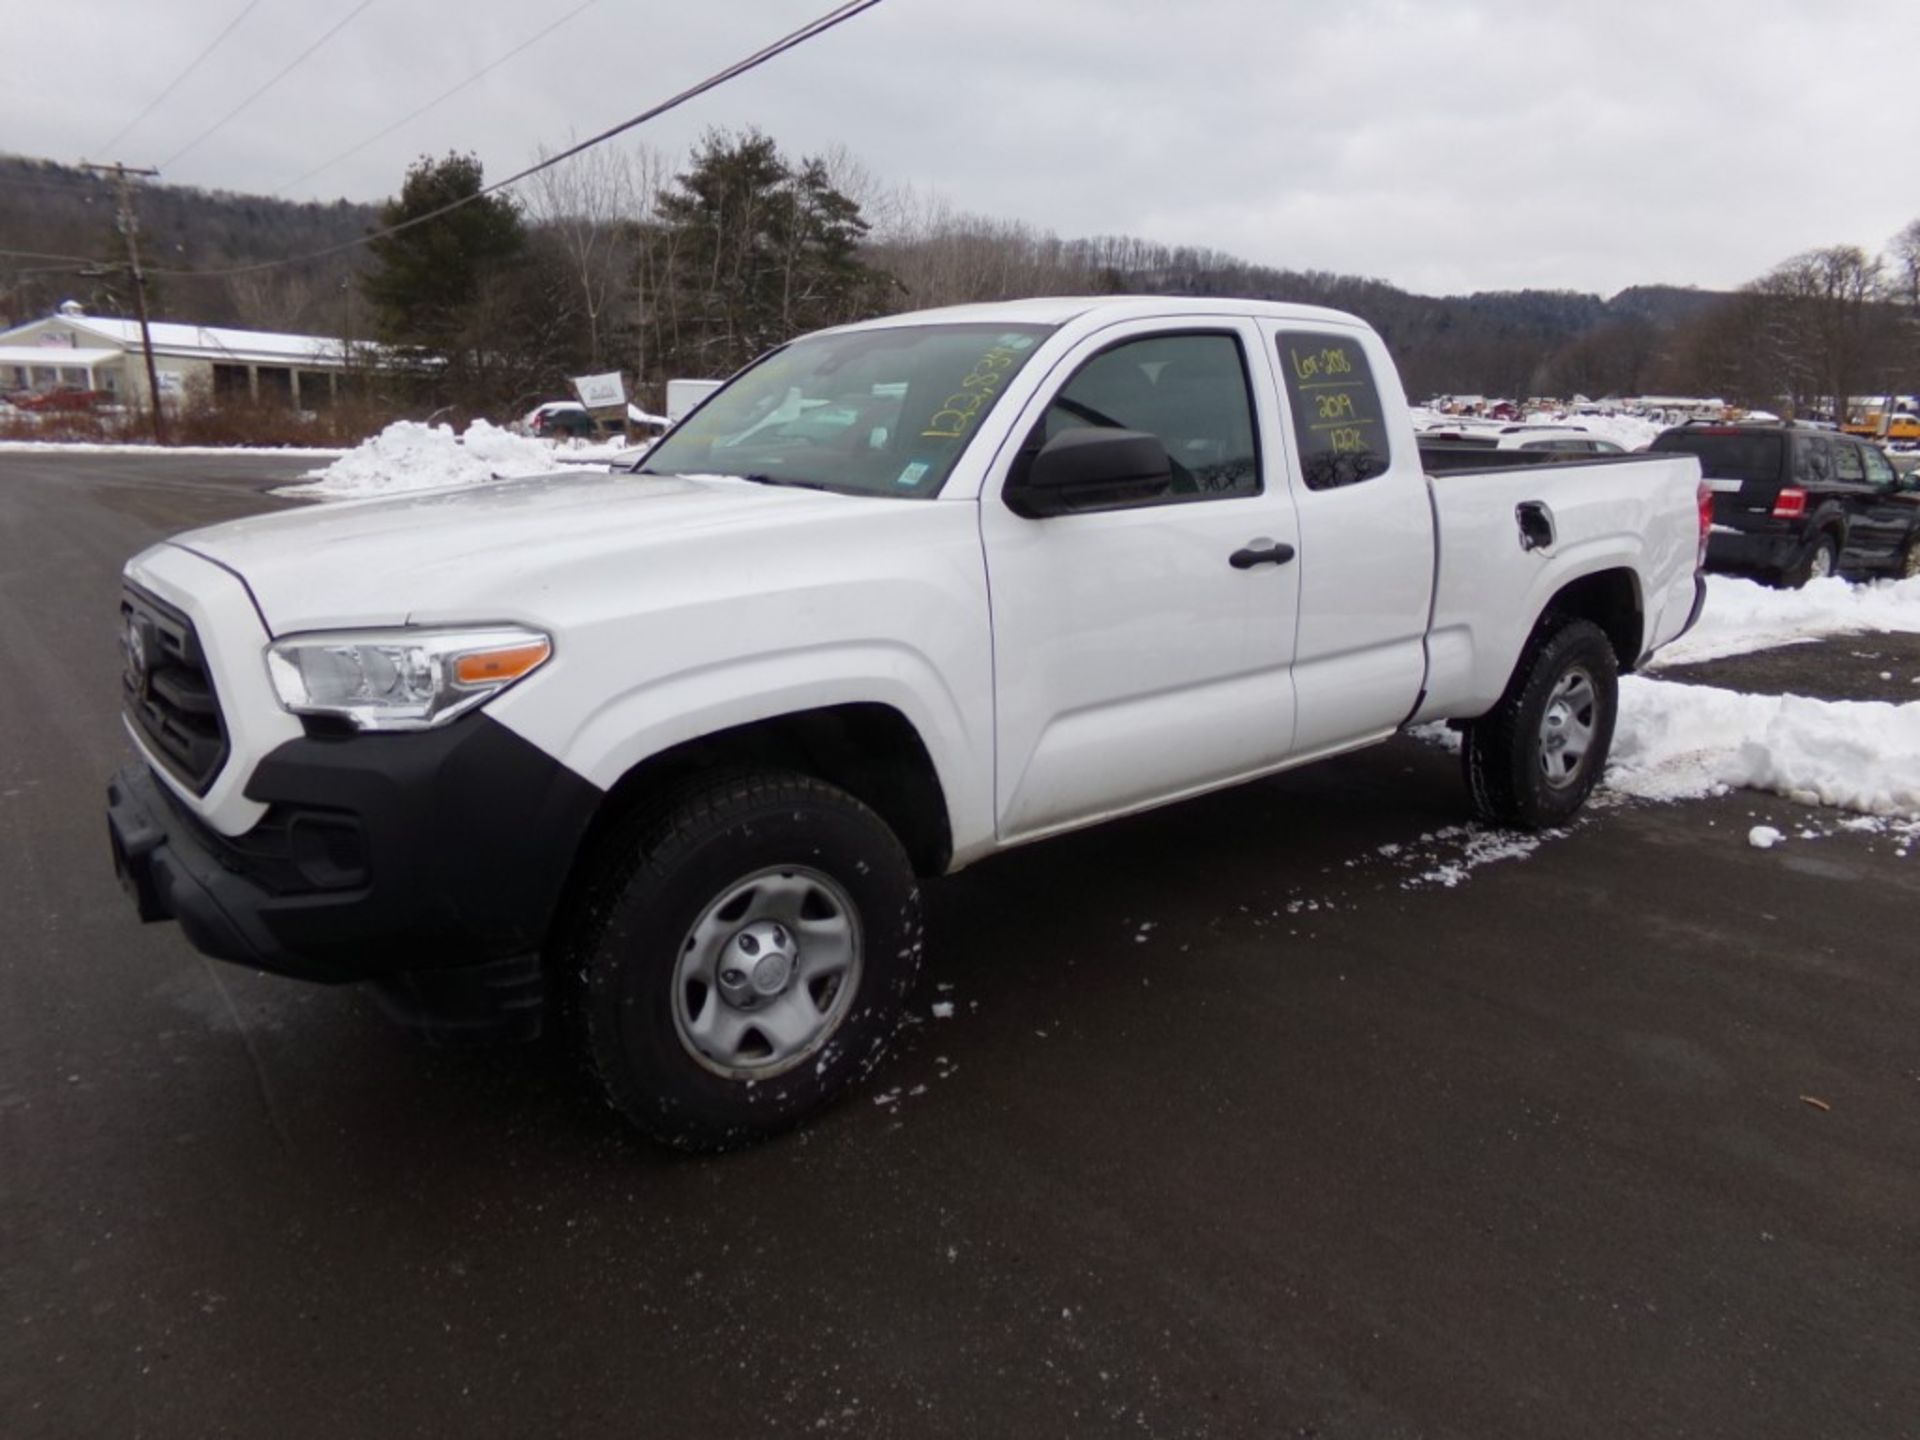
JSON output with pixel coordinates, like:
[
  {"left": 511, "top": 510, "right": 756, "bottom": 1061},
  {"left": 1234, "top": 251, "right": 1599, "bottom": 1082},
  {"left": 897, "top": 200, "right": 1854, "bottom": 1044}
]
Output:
[{"left": 6, "top": 0, "right": 1914, "bottom": 295}]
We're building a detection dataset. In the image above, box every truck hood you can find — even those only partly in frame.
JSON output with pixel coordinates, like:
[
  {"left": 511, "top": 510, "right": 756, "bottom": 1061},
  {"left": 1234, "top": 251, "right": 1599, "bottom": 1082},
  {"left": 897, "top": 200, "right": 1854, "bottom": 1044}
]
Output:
[{"left": 172, "top": 470, "right": 900, "bottom": 632}]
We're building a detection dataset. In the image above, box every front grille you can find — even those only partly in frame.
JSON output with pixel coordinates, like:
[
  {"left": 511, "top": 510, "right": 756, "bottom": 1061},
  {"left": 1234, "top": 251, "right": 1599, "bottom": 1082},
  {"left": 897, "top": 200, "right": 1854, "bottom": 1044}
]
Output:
[{"left": 122, "top": 585, "right": 230, "bottom": 795}]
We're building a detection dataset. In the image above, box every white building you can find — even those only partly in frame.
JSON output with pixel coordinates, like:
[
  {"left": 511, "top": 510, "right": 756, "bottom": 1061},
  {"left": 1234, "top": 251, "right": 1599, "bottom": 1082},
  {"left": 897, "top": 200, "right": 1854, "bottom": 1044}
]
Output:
[{"left": 0, "top": 302, "right": 358, "bottom": 410}]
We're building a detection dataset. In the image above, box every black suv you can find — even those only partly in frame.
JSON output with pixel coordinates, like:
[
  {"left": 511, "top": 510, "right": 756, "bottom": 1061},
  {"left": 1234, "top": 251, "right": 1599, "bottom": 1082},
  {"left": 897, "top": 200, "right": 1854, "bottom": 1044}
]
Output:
[{"left": 1650, "top": 423, "right": 1920, "bottom": 587}]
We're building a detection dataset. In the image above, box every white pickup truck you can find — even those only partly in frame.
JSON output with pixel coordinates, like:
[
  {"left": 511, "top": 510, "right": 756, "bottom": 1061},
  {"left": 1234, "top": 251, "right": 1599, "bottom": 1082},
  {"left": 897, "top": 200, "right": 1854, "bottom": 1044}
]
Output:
[{"left": 107, "top": 297, "right": 1707, "bottom": 1148}]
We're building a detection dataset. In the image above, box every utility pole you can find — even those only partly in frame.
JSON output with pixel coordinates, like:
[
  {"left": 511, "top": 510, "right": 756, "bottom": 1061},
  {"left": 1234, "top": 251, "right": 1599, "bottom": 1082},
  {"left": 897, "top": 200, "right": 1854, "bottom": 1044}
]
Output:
[{"left": 81, "top": 161, "right": 166, "bottom": 443}]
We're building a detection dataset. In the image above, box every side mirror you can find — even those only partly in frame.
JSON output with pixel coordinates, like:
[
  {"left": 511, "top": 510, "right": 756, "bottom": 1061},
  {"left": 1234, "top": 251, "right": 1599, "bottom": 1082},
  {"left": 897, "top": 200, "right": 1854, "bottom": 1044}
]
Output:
[{"left": 1005, "top": 427, "right": 1173, "bottom": 519}]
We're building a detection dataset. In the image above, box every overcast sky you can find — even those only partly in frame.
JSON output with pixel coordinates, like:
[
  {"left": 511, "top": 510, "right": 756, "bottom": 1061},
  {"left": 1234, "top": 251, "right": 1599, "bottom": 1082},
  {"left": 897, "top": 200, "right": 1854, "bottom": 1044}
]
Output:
[{"left": 4, "top": 0, "right": 1914, "bottom": 297}]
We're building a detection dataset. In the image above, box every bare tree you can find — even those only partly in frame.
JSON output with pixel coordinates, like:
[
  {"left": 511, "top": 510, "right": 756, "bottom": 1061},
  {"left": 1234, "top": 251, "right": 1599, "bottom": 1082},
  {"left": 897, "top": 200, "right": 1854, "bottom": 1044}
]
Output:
[
  {"left": 526, "top": 140, "right": 637, "bottom": 371},
  {"left": 1748, "top": 246, "right": 1886, "bottom": 419}
]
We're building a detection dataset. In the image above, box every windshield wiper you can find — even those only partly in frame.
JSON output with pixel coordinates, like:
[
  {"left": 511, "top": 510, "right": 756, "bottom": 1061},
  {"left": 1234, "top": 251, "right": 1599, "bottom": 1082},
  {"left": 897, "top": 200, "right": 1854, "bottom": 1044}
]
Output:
[
  {"left": 632, "top": 468, "right": 840, "bottom": 493},
  {"left": 730, "top": 472, "right": 838, "bottom": 492}
]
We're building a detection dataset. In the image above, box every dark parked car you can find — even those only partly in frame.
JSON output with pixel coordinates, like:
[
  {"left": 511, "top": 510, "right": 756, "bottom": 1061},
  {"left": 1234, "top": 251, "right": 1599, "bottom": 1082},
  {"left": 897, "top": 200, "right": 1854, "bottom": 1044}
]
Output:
[{"left": 1650, "top": 423, "right": 1920, "bottom": 586}]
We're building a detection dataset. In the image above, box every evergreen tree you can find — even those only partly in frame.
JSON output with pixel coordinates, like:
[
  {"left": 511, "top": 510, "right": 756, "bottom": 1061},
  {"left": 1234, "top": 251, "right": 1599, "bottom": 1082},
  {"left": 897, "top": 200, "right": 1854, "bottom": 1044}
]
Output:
[
  {"left": 360, "top": 153, "right": 558, "bottom": 408},
  {"left": 646, "top": 130, "right": 892, "bottom": 377}
]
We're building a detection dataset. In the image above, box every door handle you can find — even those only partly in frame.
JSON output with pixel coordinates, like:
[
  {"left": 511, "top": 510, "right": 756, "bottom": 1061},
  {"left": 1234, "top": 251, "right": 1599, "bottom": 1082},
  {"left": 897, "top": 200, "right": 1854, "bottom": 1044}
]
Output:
[{"left": 1229, "top": 540, "right": 1296, "bottom": 569}]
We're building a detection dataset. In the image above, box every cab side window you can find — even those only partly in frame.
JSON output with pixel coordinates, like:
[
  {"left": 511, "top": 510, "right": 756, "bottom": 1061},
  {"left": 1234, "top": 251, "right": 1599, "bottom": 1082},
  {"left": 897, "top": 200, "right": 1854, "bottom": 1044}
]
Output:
[{"left": 1038, "top": 333, "right": 1261, "bottom": 501}]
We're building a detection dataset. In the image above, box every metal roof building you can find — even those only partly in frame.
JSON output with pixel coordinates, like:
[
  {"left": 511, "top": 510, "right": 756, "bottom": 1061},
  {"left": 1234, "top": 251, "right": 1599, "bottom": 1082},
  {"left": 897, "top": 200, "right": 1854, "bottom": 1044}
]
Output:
[{"left": 0, "top": 302, "right": 358, "bottom": 410}]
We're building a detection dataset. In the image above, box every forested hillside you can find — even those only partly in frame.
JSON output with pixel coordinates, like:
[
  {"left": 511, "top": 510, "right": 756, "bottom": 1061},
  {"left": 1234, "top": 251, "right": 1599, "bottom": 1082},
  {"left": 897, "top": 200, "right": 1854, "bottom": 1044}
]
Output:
[{"left": 5, "top": 145, "right": 1912, "bottom": 418}]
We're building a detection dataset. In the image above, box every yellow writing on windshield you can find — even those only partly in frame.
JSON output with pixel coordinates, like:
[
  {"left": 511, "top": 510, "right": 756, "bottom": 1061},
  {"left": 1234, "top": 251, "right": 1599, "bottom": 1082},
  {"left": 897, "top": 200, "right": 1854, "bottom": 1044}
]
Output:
[{"left": 921, "top": 342, "right": 1029, "bottom": 441}]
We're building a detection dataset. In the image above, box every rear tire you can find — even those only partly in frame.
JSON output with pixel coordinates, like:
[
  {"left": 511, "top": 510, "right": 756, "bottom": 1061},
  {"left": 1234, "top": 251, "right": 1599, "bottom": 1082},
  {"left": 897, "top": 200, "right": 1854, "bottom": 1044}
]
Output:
[
  {"left": 1900, "top": 536, "right": 1920, "bottom": 580},
  {"left": 1780, "top": 533, "right": 1838, "bottom": 589},
  {"left": 1462, "top": 618, "right": 1619, "bottom": 830},
  {"left": 563, "top": 770, "right": 923, "bottom": 1151}
]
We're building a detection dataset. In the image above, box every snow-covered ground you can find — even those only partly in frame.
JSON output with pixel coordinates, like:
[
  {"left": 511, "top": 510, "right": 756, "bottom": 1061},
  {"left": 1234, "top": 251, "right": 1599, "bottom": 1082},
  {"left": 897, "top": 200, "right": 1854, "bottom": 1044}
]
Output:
[
  {"left": 1609, "top": 678, "right": 1920, "bottom": 815},
  {"left": 1608, "top": 576, "right": 1920, "bottom": 819},
  {"left": 288, "top": 419, "right": 626, "bottom": 500},
  {"left": 1650, "top": 573, "right": 1920, "bottom": 666}
]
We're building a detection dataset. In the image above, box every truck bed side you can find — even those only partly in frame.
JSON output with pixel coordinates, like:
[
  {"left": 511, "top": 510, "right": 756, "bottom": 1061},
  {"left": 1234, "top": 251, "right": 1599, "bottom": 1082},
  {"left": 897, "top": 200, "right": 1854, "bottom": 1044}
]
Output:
[{"left": 1413, "top": 454, "right": 1703, "bottom": 722}]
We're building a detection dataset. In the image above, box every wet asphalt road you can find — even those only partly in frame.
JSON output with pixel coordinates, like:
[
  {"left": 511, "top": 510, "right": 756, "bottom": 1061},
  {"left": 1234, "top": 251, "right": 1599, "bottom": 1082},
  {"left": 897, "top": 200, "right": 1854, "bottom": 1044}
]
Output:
[{"left": 3, "top": 452, "right": 1918, "bottom": 1439}]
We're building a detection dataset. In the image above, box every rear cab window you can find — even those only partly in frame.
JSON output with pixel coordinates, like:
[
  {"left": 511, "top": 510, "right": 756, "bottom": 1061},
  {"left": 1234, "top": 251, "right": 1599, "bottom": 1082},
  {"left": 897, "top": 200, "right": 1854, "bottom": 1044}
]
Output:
[{"left": 1275, "top": 332, "right": 1392, "bottom": 490}]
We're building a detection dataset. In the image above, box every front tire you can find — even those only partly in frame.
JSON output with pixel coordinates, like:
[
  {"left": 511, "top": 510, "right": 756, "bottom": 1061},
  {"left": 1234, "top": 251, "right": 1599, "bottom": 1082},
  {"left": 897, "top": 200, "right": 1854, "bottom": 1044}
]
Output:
[
  {"left": 564, "top": 771, "right": 922, "bottom": 1150},
  {"left": 1462, "top": 618, "right": 1619, "bottom": 830}
]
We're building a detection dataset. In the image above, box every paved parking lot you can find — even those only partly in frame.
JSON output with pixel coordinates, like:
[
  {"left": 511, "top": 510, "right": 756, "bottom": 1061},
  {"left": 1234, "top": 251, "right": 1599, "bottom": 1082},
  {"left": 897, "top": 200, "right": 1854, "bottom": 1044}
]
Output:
[{"left": 3, "top": 452, "right": 1917, "bottom": 1439}]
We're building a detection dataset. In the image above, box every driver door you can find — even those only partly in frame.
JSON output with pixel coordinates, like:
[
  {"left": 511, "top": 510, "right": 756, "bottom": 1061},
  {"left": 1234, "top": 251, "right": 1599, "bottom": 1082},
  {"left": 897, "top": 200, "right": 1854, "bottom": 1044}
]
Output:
[{"left": 979, "top": 320, "right": 1301, "bottom": 843}]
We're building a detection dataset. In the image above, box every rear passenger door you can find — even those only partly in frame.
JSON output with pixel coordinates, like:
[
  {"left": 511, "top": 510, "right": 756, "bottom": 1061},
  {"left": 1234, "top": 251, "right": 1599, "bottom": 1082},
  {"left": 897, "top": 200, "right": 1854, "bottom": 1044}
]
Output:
[{"left": 1257, "top": 321, "right": 1435, "bottom": 755}]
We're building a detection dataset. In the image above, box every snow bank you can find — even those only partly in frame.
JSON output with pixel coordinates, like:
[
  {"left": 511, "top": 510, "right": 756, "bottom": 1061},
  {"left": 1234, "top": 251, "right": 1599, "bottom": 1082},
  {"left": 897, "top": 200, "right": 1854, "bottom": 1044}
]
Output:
[
  {"left": 1608, "top": 676, "right": 1920, "bottom": 817},
  {"left": 1654, "top": 574, "right": 1920, "bottom": 666},
  {"left": 292, "top": 419, "right": 568, "bottom": 499}
]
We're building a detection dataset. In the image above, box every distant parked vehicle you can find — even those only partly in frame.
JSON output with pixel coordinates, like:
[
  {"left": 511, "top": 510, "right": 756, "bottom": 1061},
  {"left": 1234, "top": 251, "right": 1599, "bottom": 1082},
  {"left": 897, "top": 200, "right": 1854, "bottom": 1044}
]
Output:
[
  {"left": 1650, "top": 422, "right": 1920, "bottom": 585},
  {"left": 11, "top": 386, "right": 115, "bottom": 413},
  {"left": 522, "top": 401, "right": 622, "bottom": 440}
]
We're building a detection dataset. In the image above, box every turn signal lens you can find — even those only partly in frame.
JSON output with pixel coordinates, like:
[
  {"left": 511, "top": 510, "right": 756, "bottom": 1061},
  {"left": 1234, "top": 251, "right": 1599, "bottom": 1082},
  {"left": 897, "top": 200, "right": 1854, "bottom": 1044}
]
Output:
[{"left": 454, "top": 640, "right": 552, "bottom": 687}]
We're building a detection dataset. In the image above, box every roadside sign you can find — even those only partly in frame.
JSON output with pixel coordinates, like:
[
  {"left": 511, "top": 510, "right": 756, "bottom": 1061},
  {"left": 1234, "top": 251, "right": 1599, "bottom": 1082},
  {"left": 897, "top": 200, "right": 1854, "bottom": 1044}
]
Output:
[{"left": 572, "top": 372, "right": 626, "bottom": 409}]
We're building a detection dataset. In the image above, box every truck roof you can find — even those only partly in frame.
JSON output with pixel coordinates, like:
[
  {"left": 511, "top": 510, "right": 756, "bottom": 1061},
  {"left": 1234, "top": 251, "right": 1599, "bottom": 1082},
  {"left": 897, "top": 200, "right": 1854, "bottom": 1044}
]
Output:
[{"left": 830, "top": 295, "right": 1369, "bottom": 333}]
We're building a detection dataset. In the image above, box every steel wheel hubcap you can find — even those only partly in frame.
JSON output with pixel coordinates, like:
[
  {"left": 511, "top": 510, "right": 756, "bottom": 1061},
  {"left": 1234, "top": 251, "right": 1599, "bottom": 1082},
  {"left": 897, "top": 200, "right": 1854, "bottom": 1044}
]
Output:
[
  {"left": 1538, "top": 665, "right": 1598, "bottom": 789},
  {"left": 1904, "top": 546, "right": 1920, "bottom": 579},
  {"left": 1810, "top": 545, "right": 1834, "bottom": 580},
  {"left": 672, "top": 866, "right": 862, "bottom": 1079}
]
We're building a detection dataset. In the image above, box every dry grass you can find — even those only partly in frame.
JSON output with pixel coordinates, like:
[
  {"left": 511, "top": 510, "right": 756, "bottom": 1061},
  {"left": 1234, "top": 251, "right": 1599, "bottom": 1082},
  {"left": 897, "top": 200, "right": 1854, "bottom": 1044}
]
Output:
[{"left": 0, "top": 392, "right": 409, "bottom": 448}]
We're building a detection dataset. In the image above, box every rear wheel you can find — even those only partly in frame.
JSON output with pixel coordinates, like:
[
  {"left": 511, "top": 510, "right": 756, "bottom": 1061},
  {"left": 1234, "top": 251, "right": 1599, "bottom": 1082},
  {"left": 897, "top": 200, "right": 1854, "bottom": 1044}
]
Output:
[
  {"left": 564, "top": 770, "right": 922, "bottom": 1150},
  {"left": 1901, "top": 536, "right": 1920, "bottom": 580},
  {"left": 1780, "top": 533, "right": 1838, "bottom": 589},
  {"left": 1462, "top": 618, "right": 1619, "bottom": 830}
]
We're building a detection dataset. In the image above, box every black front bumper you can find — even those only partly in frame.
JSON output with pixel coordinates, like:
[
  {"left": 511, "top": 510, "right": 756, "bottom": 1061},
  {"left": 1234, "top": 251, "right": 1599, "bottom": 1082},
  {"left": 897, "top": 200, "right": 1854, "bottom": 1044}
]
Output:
[{"left": 108, "top": 715, "right": 602, "bottom": 1036}]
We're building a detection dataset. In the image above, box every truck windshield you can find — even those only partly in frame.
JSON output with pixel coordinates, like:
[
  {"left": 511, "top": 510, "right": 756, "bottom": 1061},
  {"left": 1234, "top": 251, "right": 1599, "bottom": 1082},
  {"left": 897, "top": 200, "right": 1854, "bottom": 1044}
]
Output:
[{"left": 638, "top": 323, "right": 1055, "bottom": 498}]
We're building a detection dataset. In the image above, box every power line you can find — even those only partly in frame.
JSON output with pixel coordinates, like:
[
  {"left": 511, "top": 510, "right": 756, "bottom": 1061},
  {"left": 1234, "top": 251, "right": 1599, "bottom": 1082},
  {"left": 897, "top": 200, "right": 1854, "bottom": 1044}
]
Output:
[
  {"left": 0, "top": 247, "right": 117, "bottom": 265},
  {"left": 3, "top": 1, "right": 887, "bottom": 284},
  {"left": 279, "top": 0, "right": 604, "bottom": 195},
  {"left": 158, "top": 0, "right": 382, "bottom": 171},
  {"left": 149, "top": 0, "right": 887, "bottom": 279},
  {"left": 96, "top": 0, "right": 266, "bottom": 158}
]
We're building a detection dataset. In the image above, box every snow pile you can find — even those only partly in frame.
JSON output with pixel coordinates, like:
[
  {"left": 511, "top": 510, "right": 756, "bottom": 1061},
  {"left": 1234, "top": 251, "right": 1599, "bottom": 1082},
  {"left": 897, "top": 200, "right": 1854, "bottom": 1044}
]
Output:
[
  {"left": 1654, "top": 575, "right": 1920, "bottom": 666},
  {"left": 294, "top": 419, "right": 567, "bottom": 499},
  {"left": 1607, "top": 676, "right": 1920, "bottom": 817}
]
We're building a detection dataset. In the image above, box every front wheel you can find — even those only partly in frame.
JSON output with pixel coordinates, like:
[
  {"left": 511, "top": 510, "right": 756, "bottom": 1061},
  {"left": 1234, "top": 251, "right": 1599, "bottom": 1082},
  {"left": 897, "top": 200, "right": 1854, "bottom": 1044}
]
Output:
[
  {"left": 564, "top": 771, "right": 923, "bottom": 1150},
  {"left": 1462, "top": 618, "right": 1619, "bottom": 830}
]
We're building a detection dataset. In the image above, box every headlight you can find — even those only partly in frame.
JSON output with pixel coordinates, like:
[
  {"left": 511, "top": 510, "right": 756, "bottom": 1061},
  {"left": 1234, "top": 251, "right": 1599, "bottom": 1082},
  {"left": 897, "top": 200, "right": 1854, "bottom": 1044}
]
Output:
[{"left": 265, "top": 626, "right": 552, "bottom": 731}]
